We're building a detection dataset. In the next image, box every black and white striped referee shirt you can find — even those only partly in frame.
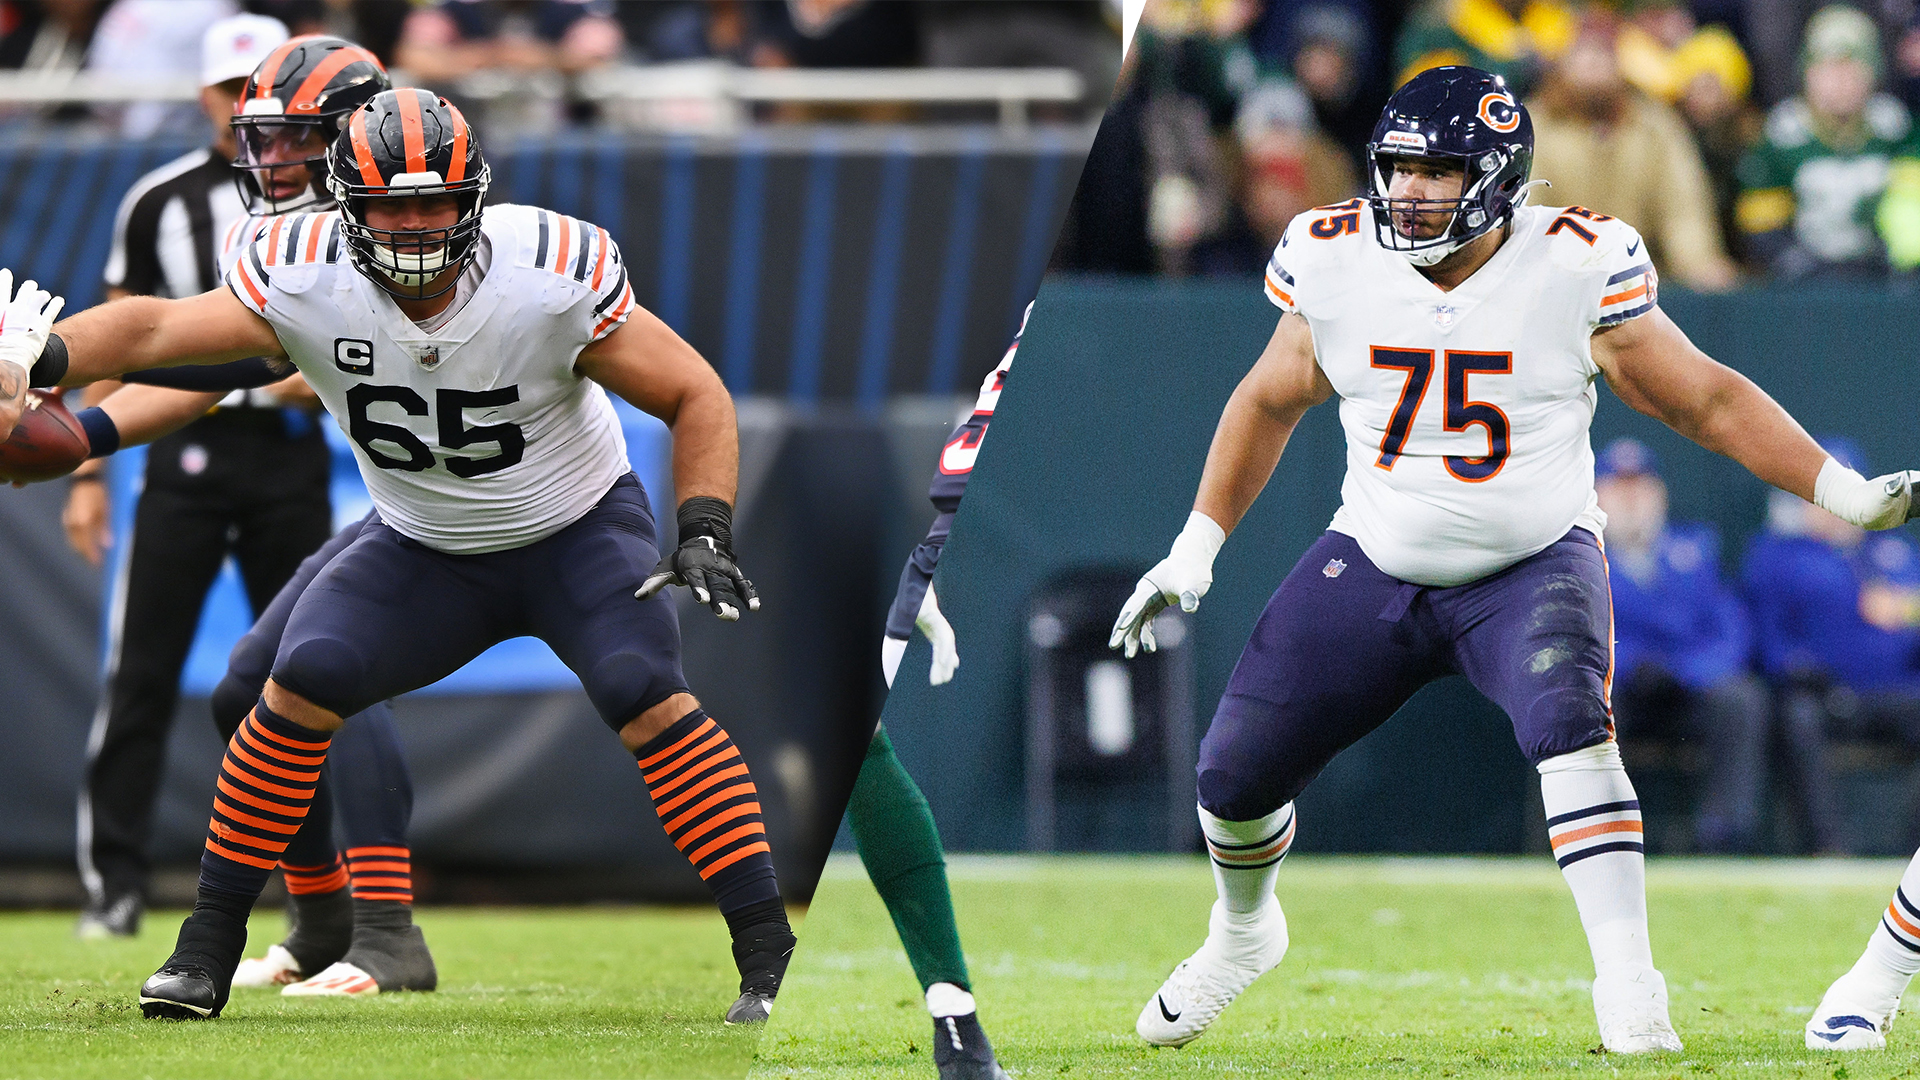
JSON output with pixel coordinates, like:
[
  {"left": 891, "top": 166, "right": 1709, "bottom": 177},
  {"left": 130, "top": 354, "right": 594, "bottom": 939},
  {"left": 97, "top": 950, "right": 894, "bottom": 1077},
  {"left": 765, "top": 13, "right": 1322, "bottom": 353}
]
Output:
[{"left": 104, "top": 146, "right": 247, "bottom": 299}]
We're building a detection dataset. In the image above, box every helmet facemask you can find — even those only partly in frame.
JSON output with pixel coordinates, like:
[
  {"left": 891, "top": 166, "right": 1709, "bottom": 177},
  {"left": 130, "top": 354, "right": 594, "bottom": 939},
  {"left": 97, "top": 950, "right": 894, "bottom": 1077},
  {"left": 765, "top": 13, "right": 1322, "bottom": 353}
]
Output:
[
  {"left": 332, "top": 174, "right": 490, "bottom": 301},
  {"left": 1367, "top": 147, "right": 1520, "bottom": 267},
  {"left": 233, "top": 108, "right": 334, "bottom": 215}
]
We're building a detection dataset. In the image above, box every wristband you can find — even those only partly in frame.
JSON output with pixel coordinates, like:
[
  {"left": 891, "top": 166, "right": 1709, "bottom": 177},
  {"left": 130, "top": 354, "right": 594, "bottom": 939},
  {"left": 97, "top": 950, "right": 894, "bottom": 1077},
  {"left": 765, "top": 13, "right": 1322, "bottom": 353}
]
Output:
[
  {"left": 27, "top": 332, "right": 66, "bottom": 387},
  {"left": 676, "top": 496, "right": 735, "bottom": 554},
  {"left": 1169, "top": 510, "right": 1227, "bottom": 564},
  {"left": 76, "top": 406, "right": 120, "bottom": 459}
]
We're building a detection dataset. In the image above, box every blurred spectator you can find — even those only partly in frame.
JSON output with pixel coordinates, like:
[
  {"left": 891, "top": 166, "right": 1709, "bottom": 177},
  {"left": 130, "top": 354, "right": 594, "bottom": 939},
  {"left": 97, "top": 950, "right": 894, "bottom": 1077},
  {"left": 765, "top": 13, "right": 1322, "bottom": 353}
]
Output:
[
  {"left": 1283, "top": 3, "right": 1375, "bottom": 170},
  {"left": 242, "top": 0, "right": 326, "bottom": 35},
  {"left": 739, "top": 0, "right": 920, "bottom": 68},
  {"left": 1612, "top": 1, "right": 1758, "bottom": 264},
  {"left": 1191, "top": 79, "right": 1354, "bottom": 274},
  {"left": 1394, "top": 0, "right": 1576, "bottom": 97},
  {"left": 1596, "top": 438, "right": 1767, "bottom": 854},
  {"left": 1052, "top": 43, "right": 1154, "bottom": 273},
  {"left": 1745, "top": 438, "right": 1920, "bottom": 854},
  {"left": 395, "top": 0, "right": 624, "bottom": 85},
  {"left": 0, "top": 0, "right": 103, "bottom": 72},
  {"left": 610, "top": 0, "right": 712, "bottom": 64},
  {"left": 1735, "top": 5, "right": 1920, "bottom": 279},
  {"left": 920, "top": 1, "right": 1122, "bottom": 121},
  {"left": 1530, "top": 13, "right": 1737, "bottom": 290},
  {"left": 86, "top": 0, "right": 237, "bottom": 137}
]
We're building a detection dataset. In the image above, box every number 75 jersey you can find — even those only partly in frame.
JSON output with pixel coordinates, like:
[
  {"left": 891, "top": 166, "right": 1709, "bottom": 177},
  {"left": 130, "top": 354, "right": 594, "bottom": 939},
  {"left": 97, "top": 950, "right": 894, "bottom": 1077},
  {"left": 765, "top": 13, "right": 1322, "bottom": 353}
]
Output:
[
  {"left": 1265, "top": 200, "right": 1658, "bottom": 587},
  {"left": 226, "top": 203, "right": 637, "bottom": 554}
]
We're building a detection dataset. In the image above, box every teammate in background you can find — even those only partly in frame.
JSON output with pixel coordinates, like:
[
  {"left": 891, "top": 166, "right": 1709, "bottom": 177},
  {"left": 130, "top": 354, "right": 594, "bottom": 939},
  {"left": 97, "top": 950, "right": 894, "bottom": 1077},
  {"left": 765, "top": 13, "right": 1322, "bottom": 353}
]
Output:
[
  {"left": 68, "top": 13, "right": 330, "bottom": 941},
  {"left": 8, "top": 88, "right": 794, "bottom": 1024},
  {"left": 1108, "top": 66, "right": 1920, "bottom": 1054},
  {"left": 858, "top": 307, "right": 1022, "bottom": 1080}
]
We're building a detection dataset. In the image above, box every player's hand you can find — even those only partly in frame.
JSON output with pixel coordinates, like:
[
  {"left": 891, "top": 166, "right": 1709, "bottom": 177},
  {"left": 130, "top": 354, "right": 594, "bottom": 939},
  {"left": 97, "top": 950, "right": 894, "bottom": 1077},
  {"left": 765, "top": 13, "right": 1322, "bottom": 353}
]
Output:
[
  {"left": 0, "top": 270, "right": 63, "bottom": 378},
  {"left": 634, "top": 496, "right": 761, "bottom": 621},
  {"left": 1814, "top": 458, "right": 1920, "bottom": 530},
  {"left": 62, "top": 475, "right": 110, "bottom": 567},
  {"left": 1109, "top": 511, "right": 1226, "bottom": 658},
  {"left": 916, "top": 583, "right": 959, "bottom": 685}
]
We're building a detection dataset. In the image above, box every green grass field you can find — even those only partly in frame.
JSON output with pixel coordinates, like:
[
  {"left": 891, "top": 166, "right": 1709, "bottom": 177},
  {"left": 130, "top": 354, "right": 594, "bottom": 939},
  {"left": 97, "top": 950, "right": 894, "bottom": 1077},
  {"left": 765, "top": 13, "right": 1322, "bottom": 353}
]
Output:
[
  {"left": 0, "top": 905, "right": 760, "bottom": 1079},
  {"left": 755, "top": 854, "right": 1920, "bottom": 1079}
]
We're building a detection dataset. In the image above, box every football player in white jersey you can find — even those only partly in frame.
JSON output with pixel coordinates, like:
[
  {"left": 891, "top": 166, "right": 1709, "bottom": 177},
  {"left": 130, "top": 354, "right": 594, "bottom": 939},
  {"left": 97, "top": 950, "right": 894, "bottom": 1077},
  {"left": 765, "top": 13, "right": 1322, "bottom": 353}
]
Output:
[
  {"left": 1108, "top": 66, "right": 1920, "bottom": 1054},
  {"left": 7, "top": 88, "right": 795, "bottom": 1025}
]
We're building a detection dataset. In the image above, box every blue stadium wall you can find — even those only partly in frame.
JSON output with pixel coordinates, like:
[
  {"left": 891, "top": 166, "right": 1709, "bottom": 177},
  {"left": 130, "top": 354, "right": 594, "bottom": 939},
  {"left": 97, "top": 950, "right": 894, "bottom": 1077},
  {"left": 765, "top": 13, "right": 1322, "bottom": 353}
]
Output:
[{"left": 884, "top": 276, "right": 1920, "bottom": 857}]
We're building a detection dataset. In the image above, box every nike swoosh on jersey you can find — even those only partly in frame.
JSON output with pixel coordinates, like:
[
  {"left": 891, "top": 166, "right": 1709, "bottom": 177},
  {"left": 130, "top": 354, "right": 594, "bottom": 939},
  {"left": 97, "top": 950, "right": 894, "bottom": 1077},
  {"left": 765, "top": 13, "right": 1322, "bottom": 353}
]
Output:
[{"left": 1626, "top": 239, "right": 1640, "bottom": 256}]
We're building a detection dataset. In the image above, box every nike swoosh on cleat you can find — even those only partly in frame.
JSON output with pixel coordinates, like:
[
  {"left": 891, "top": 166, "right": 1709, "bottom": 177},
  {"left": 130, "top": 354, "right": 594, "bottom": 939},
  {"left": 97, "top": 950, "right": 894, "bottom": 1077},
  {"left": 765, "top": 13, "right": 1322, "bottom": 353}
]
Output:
[
  {"left": 1813, "top": 1015, "right": 1876, "bottom": 1041},
  {"left": 1157, "top": 995, "right": 1181, "bottom": 1023}
]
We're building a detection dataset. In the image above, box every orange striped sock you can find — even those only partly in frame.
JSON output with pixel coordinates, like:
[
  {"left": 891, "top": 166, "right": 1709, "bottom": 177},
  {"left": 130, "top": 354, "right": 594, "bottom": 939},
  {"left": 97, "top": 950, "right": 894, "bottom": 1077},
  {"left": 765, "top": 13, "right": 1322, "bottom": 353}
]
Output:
[
  {"left": 346, "top": 846, "right": 414, "bottom": 904},
  {"left": 283, "top": 852, "right": 349, "bottom": 895},
  {"left": 1200, "top": 803, "right": 1294, "bottom": 914},
  {"left": 198, "top": 704, "right": 332, "bottom": 898},
  {"left": 635, "top": 709, "right": 779, "bottom": 913}
]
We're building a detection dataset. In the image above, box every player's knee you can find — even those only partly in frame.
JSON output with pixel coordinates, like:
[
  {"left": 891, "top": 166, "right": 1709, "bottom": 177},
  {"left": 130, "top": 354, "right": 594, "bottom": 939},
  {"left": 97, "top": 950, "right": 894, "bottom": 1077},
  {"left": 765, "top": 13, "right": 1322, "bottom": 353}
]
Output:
[
  {"left": 1197, "top": 766, "right": 1291, "bottom": 824},
  {"left": 272, "top": 635, "right": 371, "bottom": 720},
  {"left": 588, "top": 650, "right": 683, "bottom": 732},
  {"left": 1521, "top": 686, "right": 1614, "bottom": 765}
]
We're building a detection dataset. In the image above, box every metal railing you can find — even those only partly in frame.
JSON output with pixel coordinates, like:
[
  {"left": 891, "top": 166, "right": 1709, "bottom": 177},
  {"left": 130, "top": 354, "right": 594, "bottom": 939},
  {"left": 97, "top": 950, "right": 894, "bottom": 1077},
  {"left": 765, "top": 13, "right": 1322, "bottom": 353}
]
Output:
[{"left": 0, "top": 63, "right": 1087, "bottom": 132}]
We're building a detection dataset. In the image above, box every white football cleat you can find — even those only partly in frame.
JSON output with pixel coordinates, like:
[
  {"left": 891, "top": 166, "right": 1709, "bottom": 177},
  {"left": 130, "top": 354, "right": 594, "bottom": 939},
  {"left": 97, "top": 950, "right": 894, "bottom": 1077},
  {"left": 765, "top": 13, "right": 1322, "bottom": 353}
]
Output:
[
  {"left": 1137, "top": 896, "right": 1288, "bottom": 1047},
  {"left": 1593, "top": 968, "right": 1683, "bottom": 1053},
  {"left": 281, "top": 961, "right": 380, "bottom": 997},
  {"left": 232, "top": 943, "right": 306, "bottom": 988},
  {"left": 1806, "top": 976, "right": 1895, "bottom": 1051}
]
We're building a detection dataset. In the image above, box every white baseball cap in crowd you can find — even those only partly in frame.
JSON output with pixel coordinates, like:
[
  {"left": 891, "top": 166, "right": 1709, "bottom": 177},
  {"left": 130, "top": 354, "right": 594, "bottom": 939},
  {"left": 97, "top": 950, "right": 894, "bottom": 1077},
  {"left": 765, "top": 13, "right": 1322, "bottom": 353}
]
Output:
[{"left": 201, "top": 13, "right": 290, "bottom": 89}]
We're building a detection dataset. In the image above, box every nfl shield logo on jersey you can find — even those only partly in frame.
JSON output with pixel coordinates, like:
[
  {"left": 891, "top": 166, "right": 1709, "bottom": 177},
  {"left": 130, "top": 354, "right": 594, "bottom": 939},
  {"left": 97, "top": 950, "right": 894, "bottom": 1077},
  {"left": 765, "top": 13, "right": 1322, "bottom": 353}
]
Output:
[
  {"left": 411, "top": 344, "right": 443, "bottom": 370},
  {"left": 1431, "top": 304, "right": 1457, "bottom": 330},
  {"left": 1323, "top": 558, "right": 1346, "bottom": 578}
]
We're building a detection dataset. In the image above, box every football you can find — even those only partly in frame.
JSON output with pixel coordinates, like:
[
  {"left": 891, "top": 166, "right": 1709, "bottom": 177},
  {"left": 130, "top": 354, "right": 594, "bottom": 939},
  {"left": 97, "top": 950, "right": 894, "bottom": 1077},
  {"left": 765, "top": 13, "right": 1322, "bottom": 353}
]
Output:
[{"left": 0, "top": 389, "right": 89, "bottom": 482}]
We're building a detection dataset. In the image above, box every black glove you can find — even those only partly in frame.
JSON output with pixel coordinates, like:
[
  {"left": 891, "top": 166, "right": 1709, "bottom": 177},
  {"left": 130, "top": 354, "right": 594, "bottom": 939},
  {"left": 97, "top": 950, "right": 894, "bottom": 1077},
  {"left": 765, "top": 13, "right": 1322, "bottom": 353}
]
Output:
[{"left": 634, "top": 496, "right": 760, "bottom": 621}]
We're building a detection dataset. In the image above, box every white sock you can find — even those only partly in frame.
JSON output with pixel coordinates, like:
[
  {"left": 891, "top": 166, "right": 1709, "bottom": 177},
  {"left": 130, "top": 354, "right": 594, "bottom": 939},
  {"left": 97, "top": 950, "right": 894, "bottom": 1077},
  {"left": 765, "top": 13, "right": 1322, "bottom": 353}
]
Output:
[
  {"left": 1835, "top": 847, "right": 1920, "bottom": 1014},
  {"left": 881, "top": 636, "right": 907, "bottom": 688},
  {"left": 1200, "top": 803, "right": 1294, "bottom": 915},
  {"left": 925, "top": 981, "right": 976, "bottom": 1018},
  {"left": 1537, "top": 743, "right": 1653, "bottom": 978}
]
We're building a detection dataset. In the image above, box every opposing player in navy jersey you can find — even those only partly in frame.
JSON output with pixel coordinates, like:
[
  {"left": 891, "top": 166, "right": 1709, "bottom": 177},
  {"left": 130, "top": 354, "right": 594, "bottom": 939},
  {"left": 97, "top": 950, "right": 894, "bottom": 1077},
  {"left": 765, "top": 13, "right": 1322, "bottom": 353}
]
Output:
[
  {"left": 1109, "top": 66, "right": 1920, "bottom": 1054},
  {"left": 856, "top": 307, "right": 1021, "bottom": 1080},
  {"left": 7, "top": 88, "right": 795, "bottom": 1024}
]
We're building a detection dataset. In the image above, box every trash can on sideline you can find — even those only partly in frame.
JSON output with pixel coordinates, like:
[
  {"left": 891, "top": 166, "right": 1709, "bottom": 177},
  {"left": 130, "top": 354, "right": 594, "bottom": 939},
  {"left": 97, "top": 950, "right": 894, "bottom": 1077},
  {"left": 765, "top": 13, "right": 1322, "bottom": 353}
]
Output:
[{"left": 1025, "top": 570, "right": 1197, "bottom": 852}]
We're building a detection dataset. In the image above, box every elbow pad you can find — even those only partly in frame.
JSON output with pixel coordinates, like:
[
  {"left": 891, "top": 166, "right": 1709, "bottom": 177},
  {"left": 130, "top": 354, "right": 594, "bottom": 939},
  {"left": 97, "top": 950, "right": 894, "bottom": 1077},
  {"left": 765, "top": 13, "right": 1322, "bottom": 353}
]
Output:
[{"left": 122, "top": 357, "right": 291, "bottom": 392}]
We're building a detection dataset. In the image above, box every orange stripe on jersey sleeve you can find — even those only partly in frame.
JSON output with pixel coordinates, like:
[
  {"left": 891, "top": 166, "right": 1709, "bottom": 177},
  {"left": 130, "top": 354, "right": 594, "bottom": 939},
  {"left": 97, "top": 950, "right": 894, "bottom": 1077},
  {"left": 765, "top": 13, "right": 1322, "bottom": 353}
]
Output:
[
  {"left": 553, "top": 215, "right": 573, "bottom": 274},
  {"left": 304, "top": 213, "right": 328, "bottom": 262},
  {"left": 590, "top": 226, "right": 611, "bottom": 289},
  {"left": 1601, "top": 282, "right": 1648, "bottom": 307},
  {"left": 234, "top": 258, "right": 269, "bottom": 312},
  {"left": 592, "top": 288, "right": 634, "bottom": 338},
  {"left": 1265, "top": 277, "right": 1293, "bottom": 306}
]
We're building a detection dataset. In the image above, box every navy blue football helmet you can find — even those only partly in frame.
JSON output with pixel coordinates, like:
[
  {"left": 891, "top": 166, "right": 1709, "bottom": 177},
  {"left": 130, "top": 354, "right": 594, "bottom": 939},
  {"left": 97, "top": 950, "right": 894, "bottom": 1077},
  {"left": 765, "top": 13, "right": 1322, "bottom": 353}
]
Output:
[{"left": 1366, "top": 66, "right": 1534, "bottom": 266}]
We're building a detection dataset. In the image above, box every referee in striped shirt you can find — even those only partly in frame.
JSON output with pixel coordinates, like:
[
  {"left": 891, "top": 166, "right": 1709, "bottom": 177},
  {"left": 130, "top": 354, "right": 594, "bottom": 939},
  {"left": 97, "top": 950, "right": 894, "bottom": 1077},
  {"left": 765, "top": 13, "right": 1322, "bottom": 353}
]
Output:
[{"left": 66, "top": 14, "right": 334, "bottom": 939}]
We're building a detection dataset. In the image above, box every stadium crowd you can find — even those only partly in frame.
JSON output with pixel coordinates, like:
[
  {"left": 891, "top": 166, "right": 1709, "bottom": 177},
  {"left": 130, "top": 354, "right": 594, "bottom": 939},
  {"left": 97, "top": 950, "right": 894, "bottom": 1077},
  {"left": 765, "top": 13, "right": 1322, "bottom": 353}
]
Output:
[
  {"left": 0, "top": 0, "right": 1122, "bottom": 132},
  {"left": 1059, "top": 0, "right": 1920, "bottom": 288}
]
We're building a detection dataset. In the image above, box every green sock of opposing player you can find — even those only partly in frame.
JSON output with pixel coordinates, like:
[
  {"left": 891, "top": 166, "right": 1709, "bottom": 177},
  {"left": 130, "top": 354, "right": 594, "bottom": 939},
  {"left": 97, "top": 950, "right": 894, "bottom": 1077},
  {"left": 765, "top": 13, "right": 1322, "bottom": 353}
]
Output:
[{"left": 849, "top": 728, "right": 972, "bottom": 1006}]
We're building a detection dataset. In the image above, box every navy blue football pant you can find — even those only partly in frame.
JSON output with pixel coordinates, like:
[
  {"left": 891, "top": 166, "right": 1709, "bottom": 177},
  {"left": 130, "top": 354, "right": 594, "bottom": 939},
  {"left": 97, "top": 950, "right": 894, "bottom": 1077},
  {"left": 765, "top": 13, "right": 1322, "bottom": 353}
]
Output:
[
  {"left": 1199, "top": 529, "right": 1615, "bottom": 822},
  {"left": 269, "top": 475, "right": 689, "bottom": 726},
  {"left": 210, "top": 511, "right": 410, "bottom": 870}
]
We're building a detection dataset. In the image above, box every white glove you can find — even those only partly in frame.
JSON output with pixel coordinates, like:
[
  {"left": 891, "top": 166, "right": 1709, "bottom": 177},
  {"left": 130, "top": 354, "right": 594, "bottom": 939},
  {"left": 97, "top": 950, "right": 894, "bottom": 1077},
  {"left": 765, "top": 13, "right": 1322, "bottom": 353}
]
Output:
[
  {"left": 1814, "top": 456, "right": 1920, "bottom": 530},
  {"left": 1109, "top": 511, "right": 1225, "bottom": 658},
  {"left": 0, "top": 269, "right": 63, "bottom": 375},
  {"left": 916, "top": 583, "right": 959, "bottom": 686}
]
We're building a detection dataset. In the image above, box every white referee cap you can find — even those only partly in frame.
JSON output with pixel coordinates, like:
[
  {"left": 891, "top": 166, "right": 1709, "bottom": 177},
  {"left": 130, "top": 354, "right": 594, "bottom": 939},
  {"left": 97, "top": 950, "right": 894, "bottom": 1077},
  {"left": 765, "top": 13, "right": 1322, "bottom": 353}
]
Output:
[{"left": 201, "top": 13, "right": 290, "bottom": 89}]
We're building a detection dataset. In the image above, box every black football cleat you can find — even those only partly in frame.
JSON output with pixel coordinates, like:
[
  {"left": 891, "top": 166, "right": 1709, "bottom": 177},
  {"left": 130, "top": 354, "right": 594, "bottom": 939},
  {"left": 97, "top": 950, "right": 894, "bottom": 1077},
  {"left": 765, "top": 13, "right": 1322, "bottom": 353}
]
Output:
[
  {"left": 932, "top": 1012, "right": 1011, "bottom": 1080},
  {"left": 139, "top": 964, "right": 221, "bottom": 1019},
  {"left": 724, "top": 920, "right": 795, "bottom": 1025},
  {"left": 76, "top": 892, "right": 143, "bottom": 939}
]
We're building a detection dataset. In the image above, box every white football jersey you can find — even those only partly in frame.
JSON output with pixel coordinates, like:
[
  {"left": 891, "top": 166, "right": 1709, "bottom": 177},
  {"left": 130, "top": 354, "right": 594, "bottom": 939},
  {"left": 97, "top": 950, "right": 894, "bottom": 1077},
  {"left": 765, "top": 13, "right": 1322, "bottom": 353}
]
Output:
[
  {"left": 227, "top": 203, "right": 639, "bottom": 554},
  {"left": 1264, "top": 200, "right": 1658, "bottom": 586}
]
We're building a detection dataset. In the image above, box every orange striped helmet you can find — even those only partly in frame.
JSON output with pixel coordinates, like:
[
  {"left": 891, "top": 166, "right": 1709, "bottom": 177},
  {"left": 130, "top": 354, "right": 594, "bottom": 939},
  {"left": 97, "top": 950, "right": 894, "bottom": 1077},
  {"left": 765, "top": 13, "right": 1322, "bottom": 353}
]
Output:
[
  {"left": 326, "top": 88, "right": 491, "bottom": 301},
  {"left": 232, "top": 35, "right": 389, "bottom": 215}
]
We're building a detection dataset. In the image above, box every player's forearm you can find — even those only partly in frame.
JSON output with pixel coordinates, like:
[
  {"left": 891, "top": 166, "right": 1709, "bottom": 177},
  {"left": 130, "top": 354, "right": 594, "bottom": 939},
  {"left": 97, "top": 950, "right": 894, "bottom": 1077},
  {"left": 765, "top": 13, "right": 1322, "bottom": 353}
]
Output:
[
  {"left": 96, "top": 384, "right": 223, "bottom": 448},
  {"left": 55, "top": 297, "right": 263, "bottom": 385},
  {"left": 1193, "top": 382, "right": 1308, "bottom": 536},
  {"left": 0, "top": 360, "right": 24, "bottom": 436},
  {"left": 666, "top": 384, "right": 739, "bottom": 505}
]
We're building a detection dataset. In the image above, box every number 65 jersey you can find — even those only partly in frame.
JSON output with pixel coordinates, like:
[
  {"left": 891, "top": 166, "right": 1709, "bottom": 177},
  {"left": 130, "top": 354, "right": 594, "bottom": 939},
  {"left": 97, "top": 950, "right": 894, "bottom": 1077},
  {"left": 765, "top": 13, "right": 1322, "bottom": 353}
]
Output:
[
  {"left": 226, "top": 203, "right": 637, "bottom": 554},
  {"left": 1265, "top": 200, "right": 1658, "bottom": 587}
]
